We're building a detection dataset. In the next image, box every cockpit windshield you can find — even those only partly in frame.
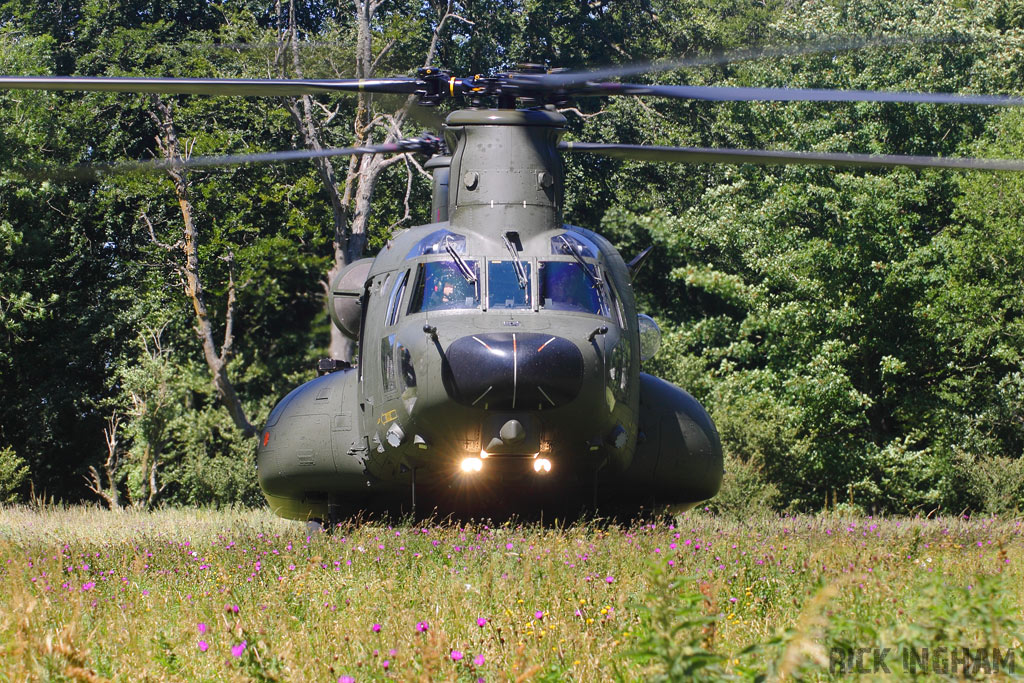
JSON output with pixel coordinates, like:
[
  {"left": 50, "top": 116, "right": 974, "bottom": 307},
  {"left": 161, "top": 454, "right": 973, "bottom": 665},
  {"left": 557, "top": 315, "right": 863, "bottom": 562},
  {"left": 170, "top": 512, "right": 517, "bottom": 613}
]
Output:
[
  {"left": 539, "top": 261, "right": 608, "bottom": 315},
  {"left": 488, "top": 260, "right": 532, "bottom": 309},
  {"left": 409, "top": 260, "right": 480, "bottom": 313}
]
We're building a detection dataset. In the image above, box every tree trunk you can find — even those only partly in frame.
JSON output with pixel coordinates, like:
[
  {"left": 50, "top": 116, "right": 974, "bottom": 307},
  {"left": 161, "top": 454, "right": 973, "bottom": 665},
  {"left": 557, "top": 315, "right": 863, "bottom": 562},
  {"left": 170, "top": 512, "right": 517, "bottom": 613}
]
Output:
[
  {"left": 85, "top": 414, "right": 122, "bottom": 510},
  {"left": 276, "top": 0, "right": 461, "bottom": 361},
  {"left": 149, "top": 96, "right": 256, "bottom": 439}
]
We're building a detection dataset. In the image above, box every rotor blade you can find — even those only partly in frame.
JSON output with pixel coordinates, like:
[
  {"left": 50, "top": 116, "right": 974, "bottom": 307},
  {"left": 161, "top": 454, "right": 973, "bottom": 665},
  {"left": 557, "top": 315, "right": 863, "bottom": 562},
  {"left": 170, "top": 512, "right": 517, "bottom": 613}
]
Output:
[
  {"left": 559, "top": 142, "right": 1024, "bottom": 171},
  {"left": 18, "top": 138, "right": 440, "bottom": 181},
  {"left": 562, "top": 82, "right": 1024, "bottom": 106},
  {"left": 0, "top": 75, "right": 421, "bottom": 97},
  {"left": 514, "top": 34, "right": 957, "bottom": 89}
]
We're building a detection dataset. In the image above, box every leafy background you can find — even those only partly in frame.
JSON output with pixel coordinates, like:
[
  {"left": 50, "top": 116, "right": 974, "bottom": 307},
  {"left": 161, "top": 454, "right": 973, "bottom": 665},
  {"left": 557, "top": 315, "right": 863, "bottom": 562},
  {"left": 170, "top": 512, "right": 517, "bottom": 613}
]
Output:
[{"left": 1, "top": 0, "right": 1022, "bottom": 514}]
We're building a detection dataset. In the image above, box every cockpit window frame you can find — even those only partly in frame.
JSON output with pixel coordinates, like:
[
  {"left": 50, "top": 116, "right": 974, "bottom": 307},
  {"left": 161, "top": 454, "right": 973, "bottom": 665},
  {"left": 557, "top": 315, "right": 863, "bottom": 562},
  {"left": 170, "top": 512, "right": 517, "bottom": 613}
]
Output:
[
  {"left": 407, "top": 257, "right": 481, "bottom": 315},
  {"left": 536, "top": 257, "right": 620, "bottom": 320},
  {"left": 538, "top": 259, "right": 611, "bottom": 317},
  {"left": 485, "top": 258, "right": 535, "bottom": 312}
]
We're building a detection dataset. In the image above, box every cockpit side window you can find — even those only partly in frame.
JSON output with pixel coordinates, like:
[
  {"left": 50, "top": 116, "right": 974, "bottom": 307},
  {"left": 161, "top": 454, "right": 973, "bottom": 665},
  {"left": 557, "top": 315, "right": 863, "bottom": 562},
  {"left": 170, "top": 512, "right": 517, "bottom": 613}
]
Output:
[
  {"left": 488, "top": 260, "right": 532, "bottom": 309},
  {"left": 409, "top": 260, "right": 480, "bottom": 313},
  {"left": 539, "top": 261, "right": 608, "bottom": 316},
  {"left": 385, "top": 270, "right": 409, "bottom": 326}
]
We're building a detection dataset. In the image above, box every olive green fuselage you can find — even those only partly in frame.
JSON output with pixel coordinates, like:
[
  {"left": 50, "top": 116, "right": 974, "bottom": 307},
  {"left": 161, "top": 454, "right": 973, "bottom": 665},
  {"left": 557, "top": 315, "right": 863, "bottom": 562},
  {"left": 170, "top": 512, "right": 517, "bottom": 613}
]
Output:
[{"left": 256, "top": 108, "right": 722, "bottom": 520}]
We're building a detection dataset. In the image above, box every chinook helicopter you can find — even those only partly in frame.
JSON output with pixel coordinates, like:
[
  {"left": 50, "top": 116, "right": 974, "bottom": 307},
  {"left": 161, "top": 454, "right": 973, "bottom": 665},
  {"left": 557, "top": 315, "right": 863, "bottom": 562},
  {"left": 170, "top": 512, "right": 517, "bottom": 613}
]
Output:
[{"left": 4, "top": 53, "right": 1024, "bottom": 524}]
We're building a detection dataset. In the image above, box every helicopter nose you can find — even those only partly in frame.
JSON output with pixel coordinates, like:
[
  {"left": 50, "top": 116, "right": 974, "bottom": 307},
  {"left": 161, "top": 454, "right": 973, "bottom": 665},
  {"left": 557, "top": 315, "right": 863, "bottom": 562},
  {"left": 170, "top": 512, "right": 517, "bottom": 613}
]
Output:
[{"left": 443, "top": 332, "right": 583, "bottom": 410}]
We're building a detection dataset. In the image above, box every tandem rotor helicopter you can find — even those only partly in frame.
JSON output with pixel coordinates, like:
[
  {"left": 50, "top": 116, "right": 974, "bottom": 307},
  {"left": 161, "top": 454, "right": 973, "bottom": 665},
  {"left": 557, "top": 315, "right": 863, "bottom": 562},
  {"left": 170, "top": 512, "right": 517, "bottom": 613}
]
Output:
[{"left": 4, "top": 47, "right": 1024, "bottom": 525}]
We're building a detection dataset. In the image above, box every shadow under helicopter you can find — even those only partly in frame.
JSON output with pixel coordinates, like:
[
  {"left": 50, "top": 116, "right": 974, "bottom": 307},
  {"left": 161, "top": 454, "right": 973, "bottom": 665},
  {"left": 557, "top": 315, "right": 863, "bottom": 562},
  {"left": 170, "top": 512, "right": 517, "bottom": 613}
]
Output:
[{"left": 303, "top": 468, "right": 697, "bottom": 530}]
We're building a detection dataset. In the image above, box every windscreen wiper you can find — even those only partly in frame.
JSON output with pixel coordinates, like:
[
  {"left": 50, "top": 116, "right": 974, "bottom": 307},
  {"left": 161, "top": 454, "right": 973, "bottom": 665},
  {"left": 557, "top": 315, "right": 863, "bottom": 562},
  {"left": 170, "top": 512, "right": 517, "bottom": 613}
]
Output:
[
  {"left": 557, "top": 235, "right": 603, "bottom": 287},
  {"left": 445, "top": 236, "right": 477, "bottom": 283},
  {"left": 503, "top": 233, "right": 529, "bottom": 290}
]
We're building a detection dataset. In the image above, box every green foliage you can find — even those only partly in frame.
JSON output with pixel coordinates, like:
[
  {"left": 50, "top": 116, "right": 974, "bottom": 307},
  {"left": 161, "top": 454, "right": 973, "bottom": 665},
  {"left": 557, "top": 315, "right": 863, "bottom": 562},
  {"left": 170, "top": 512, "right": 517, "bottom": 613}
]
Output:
[
  {"left": 2, "top": 508, "right": 1023, "bottom": 679},
  {"left": 626, "top": 568, "right": 725, "bottom": 681},
  {"left": 0, "top": 446, "right": 30, "bottom": 503},
  {"left": 1, "top": 0, "right": 1023, "bottom": 512},
  {"left": 152, "top": 630, "right": 183, "bottom": 676},
  {"left": 596, "top": 0, "right": 1024, "bottom": 513},
  {"left": 107, "top": 330, "right": 265, "bottom": 507},
  {"left": 706, "top": 452, "right": 781, "bottom": 518},
  {"left": 236, "top": 629, "right": 285, "bottom": 683}
]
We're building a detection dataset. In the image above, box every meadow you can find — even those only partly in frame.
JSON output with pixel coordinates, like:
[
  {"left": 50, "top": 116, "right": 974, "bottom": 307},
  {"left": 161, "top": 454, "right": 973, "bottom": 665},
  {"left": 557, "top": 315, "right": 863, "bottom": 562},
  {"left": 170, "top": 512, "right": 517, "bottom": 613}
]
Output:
[{"left": 0, "top": 506, "right": 1021, "bottom": 681}]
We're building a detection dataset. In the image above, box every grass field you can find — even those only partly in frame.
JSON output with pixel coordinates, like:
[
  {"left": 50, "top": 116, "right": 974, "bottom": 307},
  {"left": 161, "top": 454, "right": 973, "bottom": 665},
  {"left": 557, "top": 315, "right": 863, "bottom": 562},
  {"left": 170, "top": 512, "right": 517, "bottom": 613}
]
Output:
[{"left": 1, "top": 506, "right": 1022, "bottom": 681}]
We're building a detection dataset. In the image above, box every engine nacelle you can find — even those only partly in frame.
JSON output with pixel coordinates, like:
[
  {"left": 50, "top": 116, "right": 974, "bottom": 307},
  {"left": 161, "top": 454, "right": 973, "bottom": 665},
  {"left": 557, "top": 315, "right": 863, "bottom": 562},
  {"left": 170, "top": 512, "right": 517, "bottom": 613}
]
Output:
[{"left": 328, "top": 258, "right": 373, "bottom": 340}]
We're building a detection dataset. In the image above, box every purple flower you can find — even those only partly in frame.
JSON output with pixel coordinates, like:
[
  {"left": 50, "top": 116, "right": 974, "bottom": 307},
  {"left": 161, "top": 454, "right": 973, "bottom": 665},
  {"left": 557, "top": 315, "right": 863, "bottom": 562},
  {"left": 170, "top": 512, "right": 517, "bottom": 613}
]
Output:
[
  {"left": 416, "top": 621, "right": 429, "bottom": 633},
  {"left": 534, "top": 611, "right": 544, "bottom": 620},
  {"left": 473, "top": 654, "right": 486, "bottom": 666},
  {"left": 451, "top": 650, "right": 464, "bottom": 662},
  {"left": 198, "top": 640, "right": 209, "bottom": 652},
  {"left": 382, "top": 660, "right": 389, "bottom": 669},
  {"left": 605, "top": 576, "right": 614, "bottom": 584},
  {"left": 197, "top": 622, "right": 207, "bottom": 634},
  {"left": 338, "top": 677, "right": 355, "bottom": 683},
  {"left": 371, "top": 623, "right": 382, "bottom": 633},
  {"left": 476, "top": 617, "right": 488, "bottom": 628},
  {"left": 226, "top": 604, "right": 240, "bottom": 614},
  {"left": 81, "top": 582, "right": 95, "bottom": 591},
  {"left": 231, "top": 641, "right": 247, "bottom": 658}
]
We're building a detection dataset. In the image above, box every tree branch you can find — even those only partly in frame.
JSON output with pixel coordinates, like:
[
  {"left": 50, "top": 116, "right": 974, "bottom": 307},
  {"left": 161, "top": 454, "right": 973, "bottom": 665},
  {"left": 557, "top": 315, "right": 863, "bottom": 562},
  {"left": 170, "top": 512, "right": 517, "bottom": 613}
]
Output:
[{"left": 369, "top": 38, "right": 397, "bottom": 76}]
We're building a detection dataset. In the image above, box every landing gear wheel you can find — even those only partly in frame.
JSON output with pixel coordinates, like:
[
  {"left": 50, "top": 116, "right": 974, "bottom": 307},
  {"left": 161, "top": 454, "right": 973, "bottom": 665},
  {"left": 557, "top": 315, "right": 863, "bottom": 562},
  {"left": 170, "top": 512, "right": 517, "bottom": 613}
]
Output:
[{"left": 306, "top": 518, "right": 326, "bottom": 534}]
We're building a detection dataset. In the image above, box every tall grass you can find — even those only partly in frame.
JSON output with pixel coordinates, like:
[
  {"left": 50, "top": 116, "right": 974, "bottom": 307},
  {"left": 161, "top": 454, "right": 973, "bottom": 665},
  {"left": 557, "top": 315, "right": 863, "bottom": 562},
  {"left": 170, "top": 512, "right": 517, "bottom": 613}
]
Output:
[{"left": 1, "top": 506, "right": 1021, "bottom": 680}]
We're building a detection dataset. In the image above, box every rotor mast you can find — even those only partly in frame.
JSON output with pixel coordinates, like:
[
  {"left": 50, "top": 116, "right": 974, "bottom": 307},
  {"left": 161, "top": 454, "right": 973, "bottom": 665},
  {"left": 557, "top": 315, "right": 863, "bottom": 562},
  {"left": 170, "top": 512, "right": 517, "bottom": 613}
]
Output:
[{"left": 443, "top": 108, "right": 566, "bottom": 232}]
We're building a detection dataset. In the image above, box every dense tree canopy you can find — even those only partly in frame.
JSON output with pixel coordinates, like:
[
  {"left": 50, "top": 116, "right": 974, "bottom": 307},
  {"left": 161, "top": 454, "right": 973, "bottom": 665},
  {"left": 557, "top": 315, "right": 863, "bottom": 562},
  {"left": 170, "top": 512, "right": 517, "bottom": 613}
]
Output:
[{"left": 1, "top": 0, "right": 1022, "bottom": 513}]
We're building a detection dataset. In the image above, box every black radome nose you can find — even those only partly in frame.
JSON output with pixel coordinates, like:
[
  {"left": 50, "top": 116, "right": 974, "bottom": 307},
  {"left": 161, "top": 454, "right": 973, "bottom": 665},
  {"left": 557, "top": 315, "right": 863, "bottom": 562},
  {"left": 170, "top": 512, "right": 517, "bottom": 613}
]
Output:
[{"left": 443, "top": 332, "right": 583, "bottom": 410}]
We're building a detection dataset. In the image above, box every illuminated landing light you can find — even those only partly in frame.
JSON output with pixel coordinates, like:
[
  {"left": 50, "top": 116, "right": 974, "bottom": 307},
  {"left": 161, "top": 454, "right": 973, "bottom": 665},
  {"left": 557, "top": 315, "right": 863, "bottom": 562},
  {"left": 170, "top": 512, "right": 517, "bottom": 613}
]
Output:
[
  {"left": 460, "top": 457, "right": 484, "bottom": 473},
  {"left": 533, "top": 458, "right": 552, "bottom": 474},
  {"left": 479, "top": 450, "right": 489, "bottom": 459}
]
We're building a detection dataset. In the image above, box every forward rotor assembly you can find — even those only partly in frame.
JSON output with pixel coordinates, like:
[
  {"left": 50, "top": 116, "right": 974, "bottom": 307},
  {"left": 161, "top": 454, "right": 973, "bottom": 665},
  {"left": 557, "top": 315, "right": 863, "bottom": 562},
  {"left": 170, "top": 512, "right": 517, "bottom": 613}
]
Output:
[{"left": 4, "top": 37, "right": 1024, "bottom": 174}]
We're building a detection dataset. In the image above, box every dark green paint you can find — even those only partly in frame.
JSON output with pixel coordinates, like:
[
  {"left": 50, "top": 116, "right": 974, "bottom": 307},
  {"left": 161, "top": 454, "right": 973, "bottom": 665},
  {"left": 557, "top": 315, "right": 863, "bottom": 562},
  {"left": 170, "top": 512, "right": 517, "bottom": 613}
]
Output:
[{"left": 257, "top": 108, "right": 723, "bottom": 520}]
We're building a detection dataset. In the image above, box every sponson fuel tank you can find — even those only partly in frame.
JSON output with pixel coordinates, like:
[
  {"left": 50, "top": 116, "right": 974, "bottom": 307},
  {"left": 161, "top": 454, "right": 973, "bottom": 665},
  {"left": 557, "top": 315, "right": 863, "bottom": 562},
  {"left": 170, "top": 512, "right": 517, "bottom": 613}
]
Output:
[
  {"left": 618, "top": 373, "right": 723, "bottom": 508},
  {"left": 257, "top": 368, "right": 369, "bottom": 520}
]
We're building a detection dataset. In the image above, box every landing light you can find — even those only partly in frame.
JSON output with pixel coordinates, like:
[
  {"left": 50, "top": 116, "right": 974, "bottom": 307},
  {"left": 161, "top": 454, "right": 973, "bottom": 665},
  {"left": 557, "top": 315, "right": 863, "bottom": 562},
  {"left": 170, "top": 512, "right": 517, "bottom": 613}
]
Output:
[
  {"left": 460, "top": 457, "right": 484, "bottom": 473},
  {"left": 533, "top": 458, "right": 552, "bottom": 474}
]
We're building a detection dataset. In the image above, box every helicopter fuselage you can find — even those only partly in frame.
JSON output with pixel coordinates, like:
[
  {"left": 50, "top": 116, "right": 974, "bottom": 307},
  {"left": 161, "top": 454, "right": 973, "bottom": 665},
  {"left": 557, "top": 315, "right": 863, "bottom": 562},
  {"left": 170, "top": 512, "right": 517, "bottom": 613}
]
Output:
[{"left": 256, "top": 108, "right": 723, "bottom": 519}]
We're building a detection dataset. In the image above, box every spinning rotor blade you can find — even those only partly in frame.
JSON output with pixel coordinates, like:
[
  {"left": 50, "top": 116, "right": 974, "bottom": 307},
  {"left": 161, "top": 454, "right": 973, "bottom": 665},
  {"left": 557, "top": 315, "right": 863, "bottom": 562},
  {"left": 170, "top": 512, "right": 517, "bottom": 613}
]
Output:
[
  {"left": 513, "top": 34, "right": 954, "bottom": 89},
  {"left": 0, "top": 75, "right": 421, "bottom": 97},
  {"left": 20, "top": 137, "right": 441, "bottom": 181},
  {"left": 558, "top": 82, "right": 1024, "bottom": 107},
  {"left": 560, "top": 142, "right": 1024, "bottom": 172}
]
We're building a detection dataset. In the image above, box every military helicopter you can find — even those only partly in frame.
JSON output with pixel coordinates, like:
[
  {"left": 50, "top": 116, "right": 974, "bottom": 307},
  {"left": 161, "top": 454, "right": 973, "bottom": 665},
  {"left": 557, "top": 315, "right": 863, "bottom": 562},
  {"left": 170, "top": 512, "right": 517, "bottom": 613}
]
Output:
[{"left": 4, "top": 53, "right": 1024, "bottom": 525}]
